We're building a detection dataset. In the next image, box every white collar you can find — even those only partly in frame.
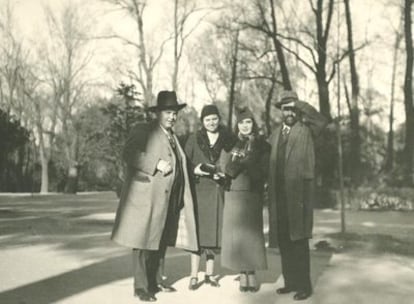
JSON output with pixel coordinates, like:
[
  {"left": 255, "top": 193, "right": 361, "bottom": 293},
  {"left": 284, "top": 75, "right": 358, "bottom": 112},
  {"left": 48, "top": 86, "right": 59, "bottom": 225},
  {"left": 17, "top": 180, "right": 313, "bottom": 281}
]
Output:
[
  {"left": 206, "top": 131, "right": 219, "bottom": 146},
  {"left": 159, "top": 125, "right": 172, "bottom": 135},
  {"left": 282, "top": 124, "right": 291, "bottom": 131}
]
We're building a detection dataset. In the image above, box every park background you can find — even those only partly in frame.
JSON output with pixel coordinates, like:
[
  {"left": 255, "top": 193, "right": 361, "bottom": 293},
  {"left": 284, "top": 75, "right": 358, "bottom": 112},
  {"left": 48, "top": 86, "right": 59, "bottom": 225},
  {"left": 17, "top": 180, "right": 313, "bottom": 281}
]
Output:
[{"left": 1, "top": 1, "right": 414, "bottom": 303}]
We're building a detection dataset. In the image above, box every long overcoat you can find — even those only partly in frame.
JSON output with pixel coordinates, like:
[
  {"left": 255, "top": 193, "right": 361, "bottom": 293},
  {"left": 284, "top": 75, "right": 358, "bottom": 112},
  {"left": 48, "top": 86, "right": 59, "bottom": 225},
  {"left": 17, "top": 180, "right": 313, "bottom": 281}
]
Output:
[
  {"left": 184, "top": 127, "right": 234, "bottom": 248},
  {"left": 220, "top": 137, "right": 269, "bottom": 270},
  {"left": 268, "top": 101, "right": 327, "bottom": 247},
  {"left": 111, "top": 122, "right": 198, "bottom": 251}
]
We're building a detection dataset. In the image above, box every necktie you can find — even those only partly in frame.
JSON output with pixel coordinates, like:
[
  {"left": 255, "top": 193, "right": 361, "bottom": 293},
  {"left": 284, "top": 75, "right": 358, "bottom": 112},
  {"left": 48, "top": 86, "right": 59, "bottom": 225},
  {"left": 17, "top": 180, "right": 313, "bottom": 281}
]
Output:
[
  {"left": 167, "top": 129, "right": 176, "bottom": 150},
  {"left": 282, "top": 126, "right": 290, "bottom": 142}
]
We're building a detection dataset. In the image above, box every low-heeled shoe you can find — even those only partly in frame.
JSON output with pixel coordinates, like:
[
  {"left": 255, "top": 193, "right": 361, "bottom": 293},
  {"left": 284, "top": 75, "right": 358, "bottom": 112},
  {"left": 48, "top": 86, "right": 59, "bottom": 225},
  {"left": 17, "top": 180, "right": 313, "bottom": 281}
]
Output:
[
  {"left": 276, "top": 286, "right": 295, "bottom": 294},
  {"left": 134, "top": 288, "right": 156, "bottom": 302},
  {"left": 293, "top": 290, "right": 312, "bottom": 301}
]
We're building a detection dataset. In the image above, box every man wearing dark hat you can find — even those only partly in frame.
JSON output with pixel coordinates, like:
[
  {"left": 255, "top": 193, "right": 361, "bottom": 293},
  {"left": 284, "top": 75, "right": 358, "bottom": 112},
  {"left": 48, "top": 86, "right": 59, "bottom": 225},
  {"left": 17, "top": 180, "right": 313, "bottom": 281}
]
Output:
[
  {"left": 268, "top": 90, "right": 327, "bottom": 301},
  {"left": 111, "top": 90, "right": 198, "bottom": 302}
]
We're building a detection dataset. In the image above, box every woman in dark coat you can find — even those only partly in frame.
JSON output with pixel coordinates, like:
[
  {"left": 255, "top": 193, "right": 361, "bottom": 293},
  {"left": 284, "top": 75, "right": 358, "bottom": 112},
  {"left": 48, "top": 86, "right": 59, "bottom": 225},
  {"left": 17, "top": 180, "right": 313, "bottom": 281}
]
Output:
[
  {"left": 184, "top": 104, "right": 235, "bottom": 290},
  {"left": 220, "top": 107, "right": 270, "bottom": 292}
]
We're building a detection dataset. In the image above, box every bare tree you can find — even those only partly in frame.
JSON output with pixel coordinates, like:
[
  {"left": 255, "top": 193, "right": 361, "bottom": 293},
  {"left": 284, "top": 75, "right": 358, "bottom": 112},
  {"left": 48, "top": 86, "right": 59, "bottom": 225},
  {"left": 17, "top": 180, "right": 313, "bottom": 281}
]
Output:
[
  {"left": 403, "top": 0, "right": 414, "bottom": 184},
  {"left": 343, "top": 0, "right": 361, "bottom": 185},
  {"left": 228, "top": 29, "right": 239, "bottom": 129},
  {"left": 102, "top": 0, "right": 169, "bottom": 105},
  {"left": 42, "top": 1, "right": 95, "bottom": 193},
  {"left": 237, "top": 0, "right": 292, "bottom": 90},
  {"left": 269, "top": 0, "right": 291, "bottom": 89},
  {"left": 0, "top": 1, "right": 27, "bottom": 120},
  {"left": 171, "top": 0, "right": 209, "bottom": 92},
  {"left": 385, "top": 18, "right": 403, "bottom": 173}
]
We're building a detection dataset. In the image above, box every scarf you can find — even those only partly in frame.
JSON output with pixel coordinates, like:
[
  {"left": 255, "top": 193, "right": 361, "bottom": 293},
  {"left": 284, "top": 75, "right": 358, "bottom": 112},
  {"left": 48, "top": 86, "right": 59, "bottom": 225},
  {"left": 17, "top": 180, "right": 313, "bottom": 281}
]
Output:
[{"left": 196, "top": 125, "right": 236, "bottom": 163}]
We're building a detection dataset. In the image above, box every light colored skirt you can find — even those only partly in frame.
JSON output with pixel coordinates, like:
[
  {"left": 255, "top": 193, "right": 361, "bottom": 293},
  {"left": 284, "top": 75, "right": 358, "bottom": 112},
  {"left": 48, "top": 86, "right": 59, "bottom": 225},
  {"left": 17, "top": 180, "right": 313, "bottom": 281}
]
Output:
[{"left": 221, "top": 191, "right": 267, "bottom": 271}]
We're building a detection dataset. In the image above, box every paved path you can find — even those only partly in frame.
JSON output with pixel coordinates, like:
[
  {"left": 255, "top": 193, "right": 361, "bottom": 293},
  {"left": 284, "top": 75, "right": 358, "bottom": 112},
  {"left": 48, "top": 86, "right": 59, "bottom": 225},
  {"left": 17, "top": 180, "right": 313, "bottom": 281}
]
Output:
[{"left": 1, "top": 193, "right": 414, "bottom": 304}]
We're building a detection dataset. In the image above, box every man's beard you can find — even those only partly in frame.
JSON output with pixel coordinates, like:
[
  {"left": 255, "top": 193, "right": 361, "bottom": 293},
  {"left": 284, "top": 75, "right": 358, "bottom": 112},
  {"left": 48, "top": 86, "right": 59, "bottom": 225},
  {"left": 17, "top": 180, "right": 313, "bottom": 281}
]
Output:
[{"left": 283, "top": 115, "right": 297, "bottom": 126}]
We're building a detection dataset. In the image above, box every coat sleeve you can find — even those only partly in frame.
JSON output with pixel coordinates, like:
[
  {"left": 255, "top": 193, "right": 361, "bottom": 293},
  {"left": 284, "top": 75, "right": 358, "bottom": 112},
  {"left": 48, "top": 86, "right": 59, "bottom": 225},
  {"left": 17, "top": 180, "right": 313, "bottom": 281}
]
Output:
[
  {"left": 302, "top": 128, "right": 315, "bottom": 180},
  {"left": 225, "top": 138, "right": 267, "bottom": 179},
  {"left": 296, "top": 100, "right": 328, "bottom": 138},
  {"left": 184, "top": 134, "right": 196, "bottom": 169},
  {"left": 122, "top": 126, "right": 159, "bottom": 176}
]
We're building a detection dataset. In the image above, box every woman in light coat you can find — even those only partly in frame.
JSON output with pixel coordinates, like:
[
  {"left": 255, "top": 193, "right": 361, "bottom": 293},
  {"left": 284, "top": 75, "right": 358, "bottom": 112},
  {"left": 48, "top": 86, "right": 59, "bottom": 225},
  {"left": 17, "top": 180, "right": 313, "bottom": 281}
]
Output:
[{"left": 220, "top": 107, "right": 270, "bottom": 292}]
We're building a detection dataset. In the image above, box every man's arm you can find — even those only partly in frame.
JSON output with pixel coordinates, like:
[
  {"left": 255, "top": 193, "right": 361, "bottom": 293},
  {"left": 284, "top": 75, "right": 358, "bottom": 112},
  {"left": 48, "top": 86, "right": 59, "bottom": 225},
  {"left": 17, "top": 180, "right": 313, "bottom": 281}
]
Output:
[
  {"left": 122, "top": 125, "right": 160, "bottom": 176},
  {"left": 296, "top": 100, "right": 328, "bottom": 137}
]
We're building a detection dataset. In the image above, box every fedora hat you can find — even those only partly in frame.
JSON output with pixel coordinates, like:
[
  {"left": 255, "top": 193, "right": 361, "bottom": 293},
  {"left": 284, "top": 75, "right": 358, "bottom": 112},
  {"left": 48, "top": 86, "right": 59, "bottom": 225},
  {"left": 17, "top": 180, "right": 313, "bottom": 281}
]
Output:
[
  {"left": 148, "top": 90, "right": 186, "bottom": 112},
  {"left": 274, "top": 90, "right": 298, "bottom": 109}
]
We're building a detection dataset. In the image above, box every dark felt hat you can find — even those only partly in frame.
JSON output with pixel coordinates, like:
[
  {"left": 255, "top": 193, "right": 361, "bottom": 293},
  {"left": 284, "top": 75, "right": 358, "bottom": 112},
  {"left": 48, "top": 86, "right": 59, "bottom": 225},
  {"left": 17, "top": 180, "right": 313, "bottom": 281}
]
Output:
[
  {"left": 200, "top": 104, "right": 220, "bottom": 121},
  {"left": 148, "top": 91, "right": 186, "bottom": 112},
  {"left": 274, "top": 90, "right": 299, "bottom": 109},
  {"left": 235, "top": 107, "right": 255, "bottom": 123}
]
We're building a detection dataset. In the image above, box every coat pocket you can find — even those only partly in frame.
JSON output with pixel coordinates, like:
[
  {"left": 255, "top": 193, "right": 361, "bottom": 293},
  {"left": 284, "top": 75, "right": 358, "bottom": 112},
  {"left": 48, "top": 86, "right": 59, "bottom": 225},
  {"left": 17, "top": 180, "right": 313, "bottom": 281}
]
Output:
[{"left": 132, "top": 170, "right": 151, "bottom": 183}]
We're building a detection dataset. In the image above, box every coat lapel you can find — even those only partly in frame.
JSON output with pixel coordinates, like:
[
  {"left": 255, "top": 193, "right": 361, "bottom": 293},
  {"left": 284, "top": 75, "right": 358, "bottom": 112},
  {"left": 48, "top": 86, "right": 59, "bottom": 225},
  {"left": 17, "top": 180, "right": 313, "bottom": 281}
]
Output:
[
  {"left": 154, "top": 125, "right": 176, "bottom": 166},
  {"left": 270, "top": 126, "right": 282, "bottom": 164},
  {"left": 285, "top": 124, "right": 299, "bottom": 162}
]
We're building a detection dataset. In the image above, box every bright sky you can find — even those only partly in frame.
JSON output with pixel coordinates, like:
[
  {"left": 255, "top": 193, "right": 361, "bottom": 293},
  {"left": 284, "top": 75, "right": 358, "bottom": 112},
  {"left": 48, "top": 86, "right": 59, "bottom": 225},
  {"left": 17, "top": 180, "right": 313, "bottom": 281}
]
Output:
[{"left": 8, "top": 0, "right": 408, "bottom": 127}]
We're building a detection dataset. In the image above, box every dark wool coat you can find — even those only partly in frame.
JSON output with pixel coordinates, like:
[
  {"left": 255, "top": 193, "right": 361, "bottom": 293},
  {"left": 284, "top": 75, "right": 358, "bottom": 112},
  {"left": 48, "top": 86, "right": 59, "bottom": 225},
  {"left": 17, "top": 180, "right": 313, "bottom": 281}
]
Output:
[
  {"left": 184, "top": 126, "right": 235, "bottom": 248},
  {"left": 268, "top": 101, "right": 327, "bottom": 246},
  {"left": 220, "top": 136, "right": 270, "bottom": 270},
  {"left": 111, "top": 122, "right": 198, "bottom": 251}
]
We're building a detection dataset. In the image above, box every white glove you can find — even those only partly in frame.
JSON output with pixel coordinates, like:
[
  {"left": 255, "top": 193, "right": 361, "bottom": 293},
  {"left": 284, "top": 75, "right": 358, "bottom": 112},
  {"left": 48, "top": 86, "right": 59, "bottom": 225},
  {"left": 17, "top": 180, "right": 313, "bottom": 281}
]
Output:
[
  {"left": 194, "top": 163, "right": 210, "bottom": 176},
  {"left": 157, "top": 159, "right": 173, "bottom": 176}
]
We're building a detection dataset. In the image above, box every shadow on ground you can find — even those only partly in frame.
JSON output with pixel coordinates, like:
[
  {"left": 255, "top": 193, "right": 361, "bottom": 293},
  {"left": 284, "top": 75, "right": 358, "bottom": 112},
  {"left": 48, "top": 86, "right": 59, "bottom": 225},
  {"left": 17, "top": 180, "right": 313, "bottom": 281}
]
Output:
[
  {"left": 328, "top": 232, "right": 414, "bottom": 257},
  {"left": 0, "top": 193, "right": 333, "bottom": 304},
  {"left": 0, "top": 249, "right": 331, "bottom": 304}
]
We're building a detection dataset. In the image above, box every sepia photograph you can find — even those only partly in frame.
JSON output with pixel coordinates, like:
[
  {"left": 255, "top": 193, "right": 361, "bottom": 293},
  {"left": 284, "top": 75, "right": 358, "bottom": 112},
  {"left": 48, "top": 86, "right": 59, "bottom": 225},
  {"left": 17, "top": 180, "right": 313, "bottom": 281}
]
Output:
[{"left": 0, "top": 0, "right": 413, "bottom": 303}]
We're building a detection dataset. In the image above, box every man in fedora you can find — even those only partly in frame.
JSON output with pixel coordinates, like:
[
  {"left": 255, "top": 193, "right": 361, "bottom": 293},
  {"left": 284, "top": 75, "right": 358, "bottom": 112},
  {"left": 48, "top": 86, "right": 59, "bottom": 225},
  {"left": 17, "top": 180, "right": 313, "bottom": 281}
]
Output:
[
  {"left": 268, "top": 90, "right": 327, "bottom": 301},
  {"left": 111, "top": 90, "right": 199, "bottom": 302}
]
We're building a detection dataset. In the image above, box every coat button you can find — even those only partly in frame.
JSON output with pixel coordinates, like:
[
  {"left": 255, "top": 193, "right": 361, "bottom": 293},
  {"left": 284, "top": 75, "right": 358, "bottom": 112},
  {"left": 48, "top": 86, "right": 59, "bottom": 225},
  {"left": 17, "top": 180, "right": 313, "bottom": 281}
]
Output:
[{"left": 165, "top": 190, "right": 169, "bottom": 194}]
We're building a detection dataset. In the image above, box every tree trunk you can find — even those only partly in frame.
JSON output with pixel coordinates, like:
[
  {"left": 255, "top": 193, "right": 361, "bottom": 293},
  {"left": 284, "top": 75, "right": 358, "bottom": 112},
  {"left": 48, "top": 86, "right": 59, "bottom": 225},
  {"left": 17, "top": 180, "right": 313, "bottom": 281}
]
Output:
[
  {"left": 385, "top": 30, "right": 402, "bottom": 172},
  {"left": 316, "top": 70, "right": 331, "bottom": 119},
  {"left": 228, "top": 30, "right": 239, "bottom": 130},
  {"left": 315, "top": 0, "right": 334, "bottom": 120},
  {"left": 172, "top": 0, "right": 179, "bottom": 92},
  {"left": 404, "top": 0, "right": 414, "bottom": 185},
  {"left": 343, "top": 0, "right": 361, "bottom": 185},
  {"left": 39, "top": 145, "right": 49, "bottom": 194},
  {"left": 269, "top": 0, "right": 291, "bottom": 90},
  {"left": 265, "top": 78, "right": 276, "bottom": 135}
]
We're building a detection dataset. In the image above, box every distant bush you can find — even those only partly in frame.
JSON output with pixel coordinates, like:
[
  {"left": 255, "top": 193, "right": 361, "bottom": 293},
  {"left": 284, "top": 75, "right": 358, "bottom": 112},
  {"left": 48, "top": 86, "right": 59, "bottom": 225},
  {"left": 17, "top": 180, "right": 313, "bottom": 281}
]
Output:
[{"left": 341, "top": 187, "right": 414, "bottom": 211}]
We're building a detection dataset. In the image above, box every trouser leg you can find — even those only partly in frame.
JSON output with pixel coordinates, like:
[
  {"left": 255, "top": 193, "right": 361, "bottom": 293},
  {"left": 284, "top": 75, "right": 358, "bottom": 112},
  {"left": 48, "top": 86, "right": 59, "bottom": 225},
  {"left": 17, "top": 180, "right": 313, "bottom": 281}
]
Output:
[
  {"left": 291, "top": 238, "right": 312, "bottom": 292},
  {"left": 277, "top": 220, "right": 296, "bottom": 289},
  {"left": 132, "top": 249, "right": 150, "bottom": 290},
  {"left": 147, "top": 241, "right": 167, "bottom": 290}
]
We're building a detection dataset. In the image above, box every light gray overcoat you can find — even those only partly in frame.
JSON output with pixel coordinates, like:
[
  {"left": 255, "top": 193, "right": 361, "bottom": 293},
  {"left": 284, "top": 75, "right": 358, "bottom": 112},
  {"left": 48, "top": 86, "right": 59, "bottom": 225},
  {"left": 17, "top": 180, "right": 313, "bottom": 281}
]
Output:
[{"left": 111, "top": 122, "right": 198, "bottom": 251}]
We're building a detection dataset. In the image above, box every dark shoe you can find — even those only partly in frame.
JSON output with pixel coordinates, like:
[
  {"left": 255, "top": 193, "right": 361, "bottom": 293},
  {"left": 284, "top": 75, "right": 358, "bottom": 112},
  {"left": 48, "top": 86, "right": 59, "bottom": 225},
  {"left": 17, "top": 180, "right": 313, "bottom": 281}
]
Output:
[
  {"left": 155, "top": 283, "right": 176, "bottom": 293},
  {"left": 134, "top": 289, "right": 156, "bottom": 302},
  {"left": 248, "top": 286, "right": 259, "bottom": 293},
  {"left": 188, "top": 277, "right": 198, "bottom": 290},
  {"left": 205, "top": 275, "right": 220, "bottom": 287},
  {"left": 293, "top": 290, "right": 312, "bottom": 301},
  {"left": 277, "top": 286, "right": 295, "bottom": 294}
]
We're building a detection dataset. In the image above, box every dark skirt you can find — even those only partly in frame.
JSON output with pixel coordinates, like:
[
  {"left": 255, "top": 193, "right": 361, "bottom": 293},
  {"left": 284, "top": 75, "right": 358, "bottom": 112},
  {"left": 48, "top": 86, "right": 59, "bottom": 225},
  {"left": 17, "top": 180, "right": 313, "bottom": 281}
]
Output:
[
  {"left": 195, "top": 178, "right": 224, "bottom": 248},
  {"left": 221, "top": 191, "right": 267, "bottom": 270}
]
